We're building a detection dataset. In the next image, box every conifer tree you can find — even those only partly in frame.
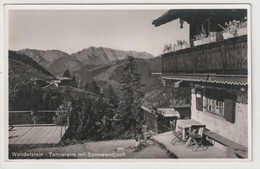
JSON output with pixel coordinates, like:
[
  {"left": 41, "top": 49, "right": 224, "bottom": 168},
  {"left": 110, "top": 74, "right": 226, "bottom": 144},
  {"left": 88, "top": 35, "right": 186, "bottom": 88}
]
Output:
[
  {"left": 103, "top": 84, "right": 117, "bottom": 104},
  {"left": 63, "top": 69, "right": 71, "bottom": 78},
  {"left": 118, "top": 56, "right": 144, "bottom": 130},
  {"left": 85, "top": 80, "right": 100, "bottom": 95},
  {"left": 103, "top": 84, "right": 118, "bottom": 116},
  {"left": 84, "top": 82, "right": 89, "bottom": 91},
  {"left": 71, "top": 75, "right": 77, "bottom": 88}
]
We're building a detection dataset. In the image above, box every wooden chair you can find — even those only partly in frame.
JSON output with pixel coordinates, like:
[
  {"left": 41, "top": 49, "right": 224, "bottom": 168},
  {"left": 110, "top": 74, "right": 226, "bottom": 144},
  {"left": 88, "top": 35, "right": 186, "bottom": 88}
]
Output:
[
  {"left": 186, "top": 125, "right": 208, "bottom": 151},
  {"left": 170, "top": 120, "right": 184, "bottom": 146}
]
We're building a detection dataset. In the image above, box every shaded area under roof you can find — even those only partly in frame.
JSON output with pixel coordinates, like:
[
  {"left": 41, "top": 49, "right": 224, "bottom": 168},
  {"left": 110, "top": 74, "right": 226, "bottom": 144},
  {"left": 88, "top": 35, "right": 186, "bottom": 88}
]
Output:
[{"left": 152, "top": 9, "right": 247, "bottom": 27}]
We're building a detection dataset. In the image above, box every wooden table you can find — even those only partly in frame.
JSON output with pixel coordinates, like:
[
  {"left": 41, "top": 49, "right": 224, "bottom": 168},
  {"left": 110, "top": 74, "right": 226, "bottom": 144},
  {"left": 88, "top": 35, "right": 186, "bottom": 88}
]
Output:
[
  {"left": 157, "top": 108, "right": 180, "bottom": 129},
  {"left": 157, "top": 108, "right": 181, "bottom": 118},
  {"left": 176, "top": 119, "right": 206, "bottom": 141}
]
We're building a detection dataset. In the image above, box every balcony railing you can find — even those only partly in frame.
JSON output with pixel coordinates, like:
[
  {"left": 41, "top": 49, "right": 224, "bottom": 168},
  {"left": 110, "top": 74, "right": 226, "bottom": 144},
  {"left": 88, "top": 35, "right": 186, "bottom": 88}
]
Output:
[{"left": 162, "top": 35, "right": 247, "bottom": 75}]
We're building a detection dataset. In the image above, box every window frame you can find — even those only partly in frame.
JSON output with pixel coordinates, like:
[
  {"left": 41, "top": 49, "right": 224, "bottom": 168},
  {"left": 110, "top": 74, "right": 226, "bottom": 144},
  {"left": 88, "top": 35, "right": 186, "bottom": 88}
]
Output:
[
  {"left": 205, "top": 97, "right": 225, "bottom": 117},
  {"left": 195, "top": 88, "right": 235, "bottom": 123}
]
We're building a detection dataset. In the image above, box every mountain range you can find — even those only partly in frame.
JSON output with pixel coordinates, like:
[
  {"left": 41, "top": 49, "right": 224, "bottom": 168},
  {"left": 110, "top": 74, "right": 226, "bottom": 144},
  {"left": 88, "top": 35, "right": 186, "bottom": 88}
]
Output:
[
  {"left": 18, "top": 47, "right": 155, "bottom": 76},
  {"left": 11, "top": 47, "right": 163, "bottom": 99},
  {"left": 8, "top": 51, "right": 101, "bottom": 110}
]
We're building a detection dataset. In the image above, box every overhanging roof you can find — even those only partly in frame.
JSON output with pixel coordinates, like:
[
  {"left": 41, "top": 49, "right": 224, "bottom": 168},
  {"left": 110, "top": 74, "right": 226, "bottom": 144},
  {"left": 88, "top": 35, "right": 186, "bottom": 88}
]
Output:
[
  {"left": 152, "top": 9, "right": 247, "bottom": 27},
  {"left": 162, "top": 74, "right": 248, "bottom": 86},
  {"left": 162, "top": 74, "right": 208, "bottom": 83}
]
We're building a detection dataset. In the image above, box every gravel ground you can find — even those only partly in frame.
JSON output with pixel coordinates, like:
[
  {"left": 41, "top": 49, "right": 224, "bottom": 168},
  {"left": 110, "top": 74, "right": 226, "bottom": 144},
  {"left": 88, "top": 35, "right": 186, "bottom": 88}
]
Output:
[{"left": 9, "top": 139, "right": 171, "bottom": 159}]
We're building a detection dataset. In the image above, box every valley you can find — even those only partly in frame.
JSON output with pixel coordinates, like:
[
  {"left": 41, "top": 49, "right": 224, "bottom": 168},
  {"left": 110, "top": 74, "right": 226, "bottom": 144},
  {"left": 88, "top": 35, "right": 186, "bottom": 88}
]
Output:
[{"left": 16, "top": 46, "right": 163, "bottom": 97}]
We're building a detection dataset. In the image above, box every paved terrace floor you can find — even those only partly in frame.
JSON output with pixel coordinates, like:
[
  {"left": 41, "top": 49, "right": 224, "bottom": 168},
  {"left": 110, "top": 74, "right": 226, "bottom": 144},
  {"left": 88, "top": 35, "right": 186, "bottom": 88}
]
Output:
[
  {"left": 9, "top": 125, "right": 67, "bottom": 145},
  {"left": 152, "top": 131, "right": 226, "bottom": 158}
]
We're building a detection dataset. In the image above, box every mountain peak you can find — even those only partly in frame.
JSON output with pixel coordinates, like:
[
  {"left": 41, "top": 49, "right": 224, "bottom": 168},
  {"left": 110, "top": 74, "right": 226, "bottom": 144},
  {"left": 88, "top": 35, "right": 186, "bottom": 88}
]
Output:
[
  {"left": 15, "top": 47, "right": 155, "bottom": 75},
  {"left": 72, "top": 46, "right": 154, "bottom": 65}
]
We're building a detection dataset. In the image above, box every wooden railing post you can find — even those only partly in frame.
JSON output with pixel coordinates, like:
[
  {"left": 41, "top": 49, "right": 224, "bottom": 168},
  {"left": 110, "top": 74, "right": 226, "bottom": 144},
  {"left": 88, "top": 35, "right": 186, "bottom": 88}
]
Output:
[
  {"left": 193, "top": 50, "right": 196, "bottom": 73},
  {"left": 221, "top": 43, "right": 225, "bottom": 74},
  {"left": 175, "top": 53, "right": 177, "bottom": 73}
]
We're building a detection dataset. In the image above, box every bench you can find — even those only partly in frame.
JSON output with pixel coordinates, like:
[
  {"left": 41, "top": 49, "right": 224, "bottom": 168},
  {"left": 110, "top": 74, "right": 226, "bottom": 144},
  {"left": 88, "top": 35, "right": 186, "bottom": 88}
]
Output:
[{"left": 204, "top": 129, "right": 248, "bottom": 158}]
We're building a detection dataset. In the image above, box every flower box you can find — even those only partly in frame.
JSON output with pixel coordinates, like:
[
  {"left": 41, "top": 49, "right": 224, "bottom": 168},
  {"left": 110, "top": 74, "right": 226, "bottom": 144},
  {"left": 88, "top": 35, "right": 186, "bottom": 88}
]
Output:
[
  {"left": 210, "top": 36, "right": 216, "bottom": 42},
  {"left": 193, "top": 37, "right": 211, "bottom": 46},
  {"left": 209, "top": 32, "right": 217, "bottom": 42},
  {"left": 174, "top": 46, "right": 182, "bottom": 51},
  {"left": 193, "top": 39, "right": 203, "bottom": 46},
  {"left": 223, "top": 32, "right": 234, "bottom": 40},
  {"left": 237, "top": 27, "right": 247, "bottom": 36},
  {"left": 182, "top": 45, "right": 188, "bottom": 50},
  {"left": 174, "top": 45, "right": 190, "bottom": 51},
  {"left": 202, "top": 37, "right": 210, "bottom": 44},
  {"left": 223, "top": 27, "right": 247, "bottom": 40}
]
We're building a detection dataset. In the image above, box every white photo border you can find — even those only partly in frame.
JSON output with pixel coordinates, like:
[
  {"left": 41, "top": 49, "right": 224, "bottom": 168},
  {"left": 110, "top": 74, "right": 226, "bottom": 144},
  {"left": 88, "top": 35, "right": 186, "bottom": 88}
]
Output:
[{"left": 0, "top": 1, "right": 259, "bottom": 169}]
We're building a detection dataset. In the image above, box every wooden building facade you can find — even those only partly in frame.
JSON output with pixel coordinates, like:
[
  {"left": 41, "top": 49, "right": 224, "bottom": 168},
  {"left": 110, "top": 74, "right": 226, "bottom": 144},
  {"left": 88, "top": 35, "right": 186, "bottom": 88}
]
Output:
[{"left": 152, "top": 9, "right": 249, "bottom": 157}]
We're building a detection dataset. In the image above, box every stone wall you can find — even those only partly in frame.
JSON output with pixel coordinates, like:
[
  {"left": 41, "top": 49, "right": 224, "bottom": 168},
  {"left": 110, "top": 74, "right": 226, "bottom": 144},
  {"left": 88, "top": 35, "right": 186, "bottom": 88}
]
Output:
[{"left": 191, "top": 88, "right": 248, "bottom": 147}]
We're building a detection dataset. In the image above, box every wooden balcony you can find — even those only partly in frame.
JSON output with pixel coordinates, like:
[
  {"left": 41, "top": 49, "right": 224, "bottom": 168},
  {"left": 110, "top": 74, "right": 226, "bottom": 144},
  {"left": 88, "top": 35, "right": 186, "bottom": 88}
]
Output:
[{"left": 162, "top": 35, "right": 247, "bottom": 75}]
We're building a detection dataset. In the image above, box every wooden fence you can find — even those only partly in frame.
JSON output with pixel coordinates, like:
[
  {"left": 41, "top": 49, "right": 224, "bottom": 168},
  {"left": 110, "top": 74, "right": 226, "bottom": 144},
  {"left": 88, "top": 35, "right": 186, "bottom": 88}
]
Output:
[
  {"left": 9, "top": 110, "right": 58, "bottom": 126},
  {"left": 141, "top": 106, "right": 158, "bottom": 134}
]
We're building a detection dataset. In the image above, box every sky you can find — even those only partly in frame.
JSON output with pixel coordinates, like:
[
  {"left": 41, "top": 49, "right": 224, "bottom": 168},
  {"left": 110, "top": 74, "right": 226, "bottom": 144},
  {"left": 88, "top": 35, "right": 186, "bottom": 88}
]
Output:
[{"left": 9, "top": 10, "right": 189, "bottom": 56}]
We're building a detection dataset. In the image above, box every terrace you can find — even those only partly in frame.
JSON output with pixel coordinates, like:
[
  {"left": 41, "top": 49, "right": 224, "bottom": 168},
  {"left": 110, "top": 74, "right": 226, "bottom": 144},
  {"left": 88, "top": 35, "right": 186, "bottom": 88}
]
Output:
[
  {"left": 152, "top": 131, "right": 226, "bottom": 158},
  {"left": 9, "top": 110, "right": 68, "bottom": 146}
]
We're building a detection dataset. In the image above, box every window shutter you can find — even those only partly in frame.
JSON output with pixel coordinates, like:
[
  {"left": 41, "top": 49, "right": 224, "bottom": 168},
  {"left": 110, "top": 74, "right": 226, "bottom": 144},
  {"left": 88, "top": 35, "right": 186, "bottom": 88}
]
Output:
[
  {"left": 224, "top": 99, "right": 235, "bottom": 123},
  {"left": 196, "top": 90, "right": 203, "bottom": 111}
]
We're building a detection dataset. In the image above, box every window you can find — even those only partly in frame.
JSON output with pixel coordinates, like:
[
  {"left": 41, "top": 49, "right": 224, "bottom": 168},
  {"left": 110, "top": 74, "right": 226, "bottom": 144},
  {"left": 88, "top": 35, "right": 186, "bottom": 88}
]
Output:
[
  {"left": 216, "top": 100, "right": 224, "bottom": 115},
  {"left": 195, "top": 88, "right": 236, "bottom": 123},
  {"left": 206, "top": 98, "right": 224, "bottom": 116}
]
